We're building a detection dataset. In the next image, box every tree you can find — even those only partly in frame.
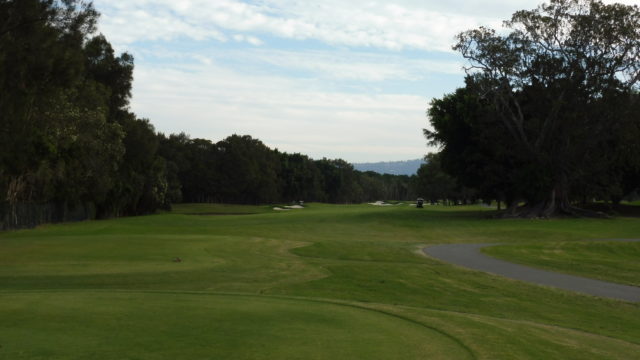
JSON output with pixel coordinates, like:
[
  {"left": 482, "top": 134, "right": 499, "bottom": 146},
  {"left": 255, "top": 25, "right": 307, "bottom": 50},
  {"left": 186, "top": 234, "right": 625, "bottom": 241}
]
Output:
[
  {"left": 437, "top": 0, "right": 640, "bottom": 217},
  {"left": 414, "top": 153, "right": 477, "bottom": 205},
  {"left": 315, "top": 159, "right": 361, "bottom": 203},
  {"left": 0, "top": 0, "right": 173, "bottom": 228},
  {"left": 215, "top": 135, "right": 280, "bottom": 204},
  {"left": 174, "top": 136, "right": 220, "bottom": 203},
  {"left": 99, "top": 116, "right": 168, "bottom": 217},
  {"left": 83, "top": 34, "right": 134, "bottom": 115},
  {"left": 0, "top": 0, "right": 125, "bottom": 227},
  {"left": 279, "top": 152, "right": 323, "bottom": 202},
  {"left": 415, "top": 155, "right": 453, "bottom": 205},
  {"left": 427, "top": 84, "right": 522, "bottom": 208}
]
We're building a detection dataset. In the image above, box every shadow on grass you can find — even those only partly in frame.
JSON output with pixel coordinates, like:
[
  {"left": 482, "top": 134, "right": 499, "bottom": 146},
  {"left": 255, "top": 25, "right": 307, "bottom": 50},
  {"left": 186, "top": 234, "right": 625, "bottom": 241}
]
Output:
[{"left": 583, "top": 204, "right": 640, "bottom": 217}]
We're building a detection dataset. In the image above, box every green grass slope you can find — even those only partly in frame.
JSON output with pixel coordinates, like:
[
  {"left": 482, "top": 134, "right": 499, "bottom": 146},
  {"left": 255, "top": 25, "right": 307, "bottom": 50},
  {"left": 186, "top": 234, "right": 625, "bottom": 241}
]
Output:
[{"left": 1, "top": 203, "right": 639, "bottom": 359}]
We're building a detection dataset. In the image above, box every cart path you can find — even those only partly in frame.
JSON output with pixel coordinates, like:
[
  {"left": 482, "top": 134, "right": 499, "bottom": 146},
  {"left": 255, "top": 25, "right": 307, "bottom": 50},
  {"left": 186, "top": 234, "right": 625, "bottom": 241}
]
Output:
[{"left": 423, "top": 241, "right": 640, "bottom": 302}]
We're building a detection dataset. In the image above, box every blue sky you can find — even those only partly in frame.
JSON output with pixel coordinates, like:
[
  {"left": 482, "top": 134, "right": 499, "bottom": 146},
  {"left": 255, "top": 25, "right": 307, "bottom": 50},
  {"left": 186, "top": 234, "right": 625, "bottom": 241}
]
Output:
[{"left": 93, "top": 0, "right": 639, "bottom": 162}]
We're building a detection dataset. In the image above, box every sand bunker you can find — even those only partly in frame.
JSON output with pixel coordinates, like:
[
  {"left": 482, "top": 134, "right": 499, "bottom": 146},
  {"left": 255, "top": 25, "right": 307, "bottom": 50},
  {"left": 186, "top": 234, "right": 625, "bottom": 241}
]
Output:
[
  {"left": 285, "top": 205, "right": 304, "bottom": 209},
  {"left": 368, "top": 201, "right": 392, "bottom": 206},
  {"left": 273, "top": 205, "right": 305, "bottom": 211}
]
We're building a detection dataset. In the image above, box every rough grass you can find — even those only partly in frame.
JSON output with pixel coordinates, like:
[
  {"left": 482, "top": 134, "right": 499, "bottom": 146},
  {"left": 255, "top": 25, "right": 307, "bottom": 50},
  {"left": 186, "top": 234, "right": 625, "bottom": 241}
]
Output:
[{"left": 1, "top": 203, "right": 640, "bottom": 359}]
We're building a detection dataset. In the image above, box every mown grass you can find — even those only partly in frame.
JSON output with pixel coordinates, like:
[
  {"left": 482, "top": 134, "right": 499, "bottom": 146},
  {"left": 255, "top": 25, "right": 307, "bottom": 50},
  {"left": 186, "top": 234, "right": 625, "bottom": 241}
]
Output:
[
  {"left": 1, "top": 291, "right": 472, "bottom": 360},
  {"left": 484, "top": 241, "right": 640, "bottom": 286},
  {"left": 1, "top": 203, "right": 639, "bottom": 359}
]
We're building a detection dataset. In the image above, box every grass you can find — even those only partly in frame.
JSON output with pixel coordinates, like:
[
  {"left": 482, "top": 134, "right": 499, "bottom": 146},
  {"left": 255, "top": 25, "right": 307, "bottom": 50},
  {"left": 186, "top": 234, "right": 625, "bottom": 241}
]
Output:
[
  {"left": 484, "top": 241, "right": 640, "bottom": 286},
  {"left": 1, "top": 292, "right": 471, "bottom": 360},
  {"left": 1, "top": 203, "right": 639, "bottom": 359}
]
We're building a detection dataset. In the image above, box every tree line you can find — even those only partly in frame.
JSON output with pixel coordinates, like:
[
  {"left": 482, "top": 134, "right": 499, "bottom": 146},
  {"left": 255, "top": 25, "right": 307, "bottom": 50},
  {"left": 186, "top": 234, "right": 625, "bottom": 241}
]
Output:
[
  {"left": 0, "top": 0, "right": 417, "bottom": 230},
  {"left": 423, "top": 0, "right": 640, "bottom": 217},
  {"left": 157, "top": 132, "right": 416, "bottom": 206},
  {"left": 1, "top": 0, "right": 177, "bottom": 228}
]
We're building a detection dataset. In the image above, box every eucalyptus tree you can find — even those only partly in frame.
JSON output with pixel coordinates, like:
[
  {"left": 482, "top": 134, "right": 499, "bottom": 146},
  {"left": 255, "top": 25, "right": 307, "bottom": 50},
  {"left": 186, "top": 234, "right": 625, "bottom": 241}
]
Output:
[
  {"left": 0, "top": 0, "right": 171, "bottom": 227},
  {"left": 437, "top": 0, "right": 640, "bottom": 217},
  {"left": 0, "top": 0, "right": 127, "bottom": 226},
  {"left": 427, "top": 84, "right": 520, "bottom": 207}
]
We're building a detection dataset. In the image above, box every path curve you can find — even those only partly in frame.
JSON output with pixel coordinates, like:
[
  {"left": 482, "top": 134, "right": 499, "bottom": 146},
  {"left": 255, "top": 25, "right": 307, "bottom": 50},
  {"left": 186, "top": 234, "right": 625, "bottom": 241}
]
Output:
[{"left": 423, "top": 241, "right": 640, "bottom": 302}]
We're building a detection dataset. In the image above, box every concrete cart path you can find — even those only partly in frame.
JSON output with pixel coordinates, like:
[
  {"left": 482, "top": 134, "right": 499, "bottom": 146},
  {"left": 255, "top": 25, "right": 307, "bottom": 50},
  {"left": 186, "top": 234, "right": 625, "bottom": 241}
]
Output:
[{"left": 423, "top": 241, "right": 640, "bottom": 302}]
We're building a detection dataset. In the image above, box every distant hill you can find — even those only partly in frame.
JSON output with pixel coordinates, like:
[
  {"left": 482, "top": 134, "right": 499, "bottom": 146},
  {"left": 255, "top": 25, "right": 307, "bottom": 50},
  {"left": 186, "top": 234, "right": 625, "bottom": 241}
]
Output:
[{"left": 352, "top": 159, "right": 425, "bottom": 176}]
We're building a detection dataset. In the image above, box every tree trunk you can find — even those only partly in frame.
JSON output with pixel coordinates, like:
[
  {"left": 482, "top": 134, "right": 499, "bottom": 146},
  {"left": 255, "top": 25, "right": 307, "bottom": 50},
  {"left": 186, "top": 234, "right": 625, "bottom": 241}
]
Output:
[{"left": 500, "top": 175, "right": 607, "bottom": 218}]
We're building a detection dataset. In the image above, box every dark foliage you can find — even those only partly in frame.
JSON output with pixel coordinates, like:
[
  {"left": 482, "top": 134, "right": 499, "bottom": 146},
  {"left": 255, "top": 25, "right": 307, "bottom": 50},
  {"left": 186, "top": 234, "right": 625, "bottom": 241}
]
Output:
[
  {"left": 156, "top": 133, "right": 418, "bottom": 206},
  {"left": 0, "top": 2, "right": 163, "bottom": 227},
  {"left": 423, "top": 0, "right": 640, "bottom": 217}
]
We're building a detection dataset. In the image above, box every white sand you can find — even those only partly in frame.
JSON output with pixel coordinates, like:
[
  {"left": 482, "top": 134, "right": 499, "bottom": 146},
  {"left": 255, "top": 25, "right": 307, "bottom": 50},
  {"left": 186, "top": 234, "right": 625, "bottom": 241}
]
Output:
[
  {"left": 274, "top": 205, "right": 305, "bottom": 211},
  {"left": 285, "top": 205, "right": 305, "bottom": 209},
  {"left": 369, "top": 201, "right": 392, "bottom": 206}
]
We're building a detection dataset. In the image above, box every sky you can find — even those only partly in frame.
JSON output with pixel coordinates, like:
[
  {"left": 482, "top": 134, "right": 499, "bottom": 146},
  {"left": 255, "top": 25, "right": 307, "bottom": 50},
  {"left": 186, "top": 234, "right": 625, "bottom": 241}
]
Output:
[{"left": 93, "top": 0, "right": 640, "bottom": 163}]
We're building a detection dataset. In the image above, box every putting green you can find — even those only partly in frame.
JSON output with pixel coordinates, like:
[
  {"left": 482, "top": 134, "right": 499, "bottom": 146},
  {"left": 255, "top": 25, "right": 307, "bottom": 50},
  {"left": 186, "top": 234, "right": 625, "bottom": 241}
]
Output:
[{"left": 0, "top": 291, "right": 472, "bottom": 360}]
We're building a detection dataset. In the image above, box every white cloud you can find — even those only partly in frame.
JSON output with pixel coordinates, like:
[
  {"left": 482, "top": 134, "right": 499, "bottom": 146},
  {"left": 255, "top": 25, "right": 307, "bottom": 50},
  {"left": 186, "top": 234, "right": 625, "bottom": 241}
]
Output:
[
  {"left": 97, "top": 4, "right": 227, "bottom": 46},
  {"left": 96, "top": 0, "right": 640, "bottom": 52},
  {"left": 233, "top": 34, "right": 264, "bottom": 46},
  {"left": 95, "top": 0, "right": 506, "bottom": 52},
  {"left": 130, "top": 62, "right": 434, "bottom": 161},
  {"left": 128, "top": 45, "right": 464, "bottom": 83}
]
